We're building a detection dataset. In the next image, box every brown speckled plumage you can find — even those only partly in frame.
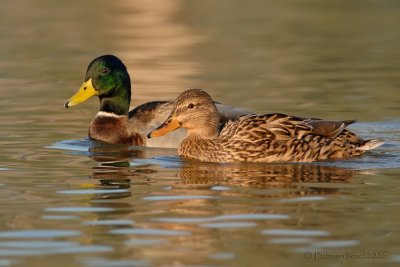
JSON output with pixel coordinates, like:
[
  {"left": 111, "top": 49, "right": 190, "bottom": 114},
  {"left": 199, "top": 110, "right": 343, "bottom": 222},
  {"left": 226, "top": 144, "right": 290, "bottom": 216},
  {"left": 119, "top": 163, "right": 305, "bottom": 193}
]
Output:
[{"left": 149, "top": 89, "right": 384, "bottom": 163}]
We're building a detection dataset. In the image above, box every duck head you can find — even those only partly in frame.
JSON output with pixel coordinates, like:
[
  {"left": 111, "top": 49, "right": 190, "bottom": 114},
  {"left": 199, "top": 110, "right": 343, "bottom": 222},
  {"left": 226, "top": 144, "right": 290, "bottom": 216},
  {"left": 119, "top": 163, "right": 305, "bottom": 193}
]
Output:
[
  {"left": 148, "top": 89, "right": 220, "bottom": 139},
  {"left": 65, "top": 55, "right": 131, "bottom": 116}
]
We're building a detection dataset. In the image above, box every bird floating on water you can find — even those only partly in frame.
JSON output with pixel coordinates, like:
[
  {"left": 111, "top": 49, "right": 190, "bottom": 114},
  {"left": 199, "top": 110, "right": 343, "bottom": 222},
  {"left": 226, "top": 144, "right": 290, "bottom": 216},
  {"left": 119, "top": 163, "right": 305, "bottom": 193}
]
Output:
[
  {"left": 64, "top": 55, "right": 251, "bottom": 148},
  {"left": 148, "top": 89, "right": 384, "bottom": 163}
]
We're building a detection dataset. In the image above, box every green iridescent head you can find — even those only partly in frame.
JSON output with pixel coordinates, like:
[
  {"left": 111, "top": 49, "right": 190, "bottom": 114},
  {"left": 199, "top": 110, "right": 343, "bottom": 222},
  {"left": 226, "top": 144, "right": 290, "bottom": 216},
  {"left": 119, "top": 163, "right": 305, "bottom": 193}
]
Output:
[{"left": 65, "top": 55, "right": 131, "bottom": 115}]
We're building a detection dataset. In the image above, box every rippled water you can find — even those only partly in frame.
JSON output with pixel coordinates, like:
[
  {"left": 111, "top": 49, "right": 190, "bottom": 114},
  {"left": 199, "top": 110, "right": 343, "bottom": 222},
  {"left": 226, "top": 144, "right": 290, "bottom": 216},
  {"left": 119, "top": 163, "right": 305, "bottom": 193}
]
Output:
[{"left": 1, "top": 0, "right": 400, "bottom": 266}]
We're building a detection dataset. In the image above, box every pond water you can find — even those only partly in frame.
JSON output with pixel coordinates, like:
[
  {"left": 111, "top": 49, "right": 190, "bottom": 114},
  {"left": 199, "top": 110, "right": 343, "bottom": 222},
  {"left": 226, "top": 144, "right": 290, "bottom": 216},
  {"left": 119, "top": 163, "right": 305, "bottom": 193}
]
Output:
[{"left": 1, "top": 0, "right": 400, "bottom": 266}]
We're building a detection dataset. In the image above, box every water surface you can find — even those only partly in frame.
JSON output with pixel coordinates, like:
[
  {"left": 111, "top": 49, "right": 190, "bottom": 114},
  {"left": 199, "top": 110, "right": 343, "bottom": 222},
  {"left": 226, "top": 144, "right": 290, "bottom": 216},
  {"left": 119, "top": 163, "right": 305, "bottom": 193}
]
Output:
[{"left": 0, "top": 0, "right": 400, "bottom": 266}]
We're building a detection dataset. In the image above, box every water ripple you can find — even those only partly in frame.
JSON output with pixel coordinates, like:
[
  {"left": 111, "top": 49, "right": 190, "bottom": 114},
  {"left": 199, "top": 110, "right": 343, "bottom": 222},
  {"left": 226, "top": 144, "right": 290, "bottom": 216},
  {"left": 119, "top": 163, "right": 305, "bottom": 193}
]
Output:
[
  {"left": 217, "top": 214, "right": 288, "bottom": 220},
  {"left": 52, "top": 245, "right": 112, "bottom": 254},
  {"left": 45, "top": 207, "right": 115, "bottom": 213},
  {"left": 210, "top": 186, "right": 231, "bottom": 191},
  {"left": 47, "top": 139, "right": 93, "bottom": 152},
  {"left": 279, "top": 196, "right": 326, "bottom": 203},
  {"left": 208, "top": 252, "right": 235, "bottom": 260},
  {"left": 153, "top": 213, "right": 289, "bottom": 223},
  {"left": 41, "top": 215, "right": 80, "bottom": 220},
  {"left": 56, "top": 189, "right": 129, "bottom": 195},
  {"left": 110, "top": 228, "right": 191, "bottom": 236},
  {"left": 391, "top": 254, "right": 400, "bottom": 262},
  {"left": 267, "top": 238, "right": 312, "bottom": 244},
  {"left": 83, "top": 220, "right": 134, "bottom": 226},
  {"left": 130, "top": 157, "right": 182, "bottom": 168},
  {"left": 80, "top": 257, "right": 150, "bottom": 267},
  {"left": 0, "top": 241, "right": 77, "bottom": 248},
  {"left": 143, "top": 195, "right": 214, "bottom": 201},
  {"left": 200, "top": 222, "right": 257, "bottom": 229},
  {"left": 0, "top": 230, "right": 81, "bottom": 238},
  {"left": 262, "top": 229, "right": 330, "bottom": 237},
  {"left": 0, "top": 259, "right": 18, "bottom": 267},
  {"left": 124, "top": 239, "right": 168, "bottom": 247},
  {"left": 0, "top": 245, "right": 112, "bottom": 256},
  {"left": 312, "top": 240, "right": 360, "bottom": 248}
]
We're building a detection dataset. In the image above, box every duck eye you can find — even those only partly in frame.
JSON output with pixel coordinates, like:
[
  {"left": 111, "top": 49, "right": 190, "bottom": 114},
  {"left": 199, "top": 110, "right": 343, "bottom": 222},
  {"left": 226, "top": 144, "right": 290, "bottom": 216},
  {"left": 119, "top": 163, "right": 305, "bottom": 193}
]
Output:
[
  {"left": 188, "top": 103, "right": 195, "bottom": 109},
  {"left": 101, "top": 67, "right": 110, "bottom": 74}
]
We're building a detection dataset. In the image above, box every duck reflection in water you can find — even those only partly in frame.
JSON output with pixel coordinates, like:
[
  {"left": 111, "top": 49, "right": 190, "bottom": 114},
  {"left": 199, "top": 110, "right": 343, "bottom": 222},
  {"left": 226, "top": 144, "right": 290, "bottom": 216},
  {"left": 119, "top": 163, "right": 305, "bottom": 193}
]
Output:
[
  {"left": 87, "top": 140, "right": 176, "bottom": 163},
  {"left": 85, "top": 141, "right": 357, "bottom": 199},
  {"left": 178, "top": 161, "right": 356, "bottom": 194},
  {"left": 71, "top": 146, "right": 359, "bottom": 253}
]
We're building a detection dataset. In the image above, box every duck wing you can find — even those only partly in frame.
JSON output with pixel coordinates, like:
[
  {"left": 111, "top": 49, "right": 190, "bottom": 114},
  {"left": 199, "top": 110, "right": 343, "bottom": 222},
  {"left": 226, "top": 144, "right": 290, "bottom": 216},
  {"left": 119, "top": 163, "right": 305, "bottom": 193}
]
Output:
[
  {"left": 128, "top": 101, "right": 171, "bottom": 123},
  {"left": 220, "top": 113, "right": 356, "bottom": 141},
  {"left": 304, "top": 119, "right": 356, "bottom": 139}
]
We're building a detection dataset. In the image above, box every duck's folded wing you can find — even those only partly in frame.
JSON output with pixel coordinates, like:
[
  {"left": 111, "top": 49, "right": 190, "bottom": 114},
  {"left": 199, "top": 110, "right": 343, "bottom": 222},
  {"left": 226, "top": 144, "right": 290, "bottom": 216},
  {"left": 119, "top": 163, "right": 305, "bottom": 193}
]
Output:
[
  {"left": 221, "top": 113, "right": 357, "bottom": 141},
  {"left": 304, "top": 119, "right": 356, "bottom": 138},
  {"left": 128, "top": 100, "right": 176, "bottom": 136},
  {"left": 265, "top": 114, "right": 357, "bottom": 140},
  {"left": 128, "top": 101, "right": 171, "bottom": 122}
]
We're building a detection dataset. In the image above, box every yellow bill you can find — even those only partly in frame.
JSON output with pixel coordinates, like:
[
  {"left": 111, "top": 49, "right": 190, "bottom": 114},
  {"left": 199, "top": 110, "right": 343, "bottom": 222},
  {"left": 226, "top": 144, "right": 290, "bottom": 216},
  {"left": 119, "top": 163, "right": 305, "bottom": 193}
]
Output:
[
  {"left": 64, "top": 78, "right": 98, "bottom": 108},
  {"left": 147, "top": 115, "right": 182, "bottom": 138}
]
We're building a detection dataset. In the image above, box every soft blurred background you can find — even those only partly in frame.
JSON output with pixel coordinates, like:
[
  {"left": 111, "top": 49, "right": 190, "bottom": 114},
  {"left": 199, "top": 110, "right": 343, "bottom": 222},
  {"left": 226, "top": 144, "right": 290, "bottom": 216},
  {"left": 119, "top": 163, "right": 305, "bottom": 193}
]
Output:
[{"left": 0, "top": 0, "right": 399, "bottom": 267}]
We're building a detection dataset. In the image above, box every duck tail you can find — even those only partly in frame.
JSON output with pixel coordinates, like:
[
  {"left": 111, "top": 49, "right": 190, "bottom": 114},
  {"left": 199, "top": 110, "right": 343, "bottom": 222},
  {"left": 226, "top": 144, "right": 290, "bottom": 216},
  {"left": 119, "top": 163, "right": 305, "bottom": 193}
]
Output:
[
  {"left": 357, "top": 139, "right": 385, "bottom": 151},
  {"left": 343, "top": 119, "right": 357, "bottom": 127}
]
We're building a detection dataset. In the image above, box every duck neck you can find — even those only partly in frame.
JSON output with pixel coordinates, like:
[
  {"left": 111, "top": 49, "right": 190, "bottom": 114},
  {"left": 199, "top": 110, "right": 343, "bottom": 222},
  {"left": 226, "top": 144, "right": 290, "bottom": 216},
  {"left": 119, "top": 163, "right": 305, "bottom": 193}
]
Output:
[
  {"left": 186, "top": 118, "right": 219, "bottom": 140},
  {"left": 99, "top": 86, "right": 131, "bottom": 116}
]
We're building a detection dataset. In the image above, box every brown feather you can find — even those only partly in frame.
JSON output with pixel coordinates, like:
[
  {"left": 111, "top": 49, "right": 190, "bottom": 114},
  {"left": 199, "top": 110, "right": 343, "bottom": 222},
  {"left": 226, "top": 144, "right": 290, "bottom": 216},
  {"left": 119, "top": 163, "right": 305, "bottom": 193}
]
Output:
[
  {"left": 160, "top": 89, "right": 384, "bottom": 163},
  {"left": 89, "top": 115, "right": 145, "bottom": 146}
]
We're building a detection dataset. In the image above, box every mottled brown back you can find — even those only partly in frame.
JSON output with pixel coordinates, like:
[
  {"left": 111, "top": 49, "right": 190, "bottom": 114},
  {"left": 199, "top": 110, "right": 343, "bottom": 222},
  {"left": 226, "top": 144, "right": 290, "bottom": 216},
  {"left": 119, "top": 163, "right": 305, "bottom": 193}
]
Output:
[{"left": 179, "top": 113, "right": 374, "bottom": 163}]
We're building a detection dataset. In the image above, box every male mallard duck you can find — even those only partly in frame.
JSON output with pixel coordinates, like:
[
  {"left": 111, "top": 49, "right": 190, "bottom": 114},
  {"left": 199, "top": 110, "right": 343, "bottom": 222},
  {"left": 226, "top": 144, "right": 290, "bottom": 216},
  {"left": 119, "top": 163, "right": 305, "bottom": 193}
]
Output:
[
  {"left": 65, "top": 55, "right": 251, "bottom": 148},
  {"left": 148, "top": 89, "right": 384, "bottom": 162}
]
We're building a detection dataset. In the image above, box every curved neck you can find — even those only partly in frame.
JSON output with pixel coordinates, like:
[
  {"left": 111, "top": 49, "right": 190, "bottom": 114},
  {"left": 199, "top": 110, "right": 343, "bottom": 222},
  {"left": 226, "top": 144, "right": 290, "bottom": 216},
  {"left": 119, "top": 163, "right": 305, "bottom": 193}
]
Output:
[
  {"left": 186, "top": 127, "right": 218, "bottom": 139},
  {"left": 186, "top": 116, "right": 220, "bottom": 139},
  {"left": 99, "top": 86, "right": 131, "bottom": 116}
]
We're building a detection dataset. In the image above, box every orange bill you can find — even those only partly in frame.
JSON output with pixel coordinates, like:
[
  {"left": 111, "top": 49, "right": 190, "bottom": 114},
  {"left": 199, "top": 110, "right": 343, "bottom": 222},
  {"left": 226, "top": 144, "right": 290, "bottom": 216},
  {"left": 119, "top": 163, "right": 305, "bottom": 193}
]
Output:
[{"left": 147, "top": 115, "right": 182, "bottom": 138}]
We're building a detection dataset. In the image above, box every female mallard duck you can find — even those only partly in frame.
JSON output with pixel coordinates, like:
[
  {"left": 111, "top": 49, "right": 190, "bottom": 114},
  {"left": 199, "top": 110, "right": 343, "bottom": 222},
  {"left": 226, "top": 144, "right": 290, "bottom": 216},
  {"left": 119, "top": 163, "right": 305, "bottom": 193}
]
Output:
[
  {"left": 148, "top": 89, "right": 384, "bottom": 163},
  {"left": 65, "top": 55, "right": 251, "bottom": 148}
]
